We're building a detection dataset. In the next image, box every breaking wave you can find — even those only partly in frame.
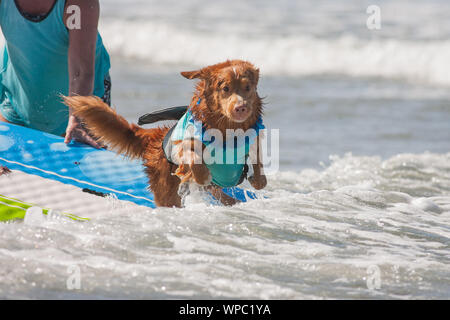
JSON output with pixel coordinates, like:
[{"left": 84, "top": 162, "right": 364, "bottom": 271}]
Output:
[{"left": 100, "top": 19, "right": 450, "bottom": 86}]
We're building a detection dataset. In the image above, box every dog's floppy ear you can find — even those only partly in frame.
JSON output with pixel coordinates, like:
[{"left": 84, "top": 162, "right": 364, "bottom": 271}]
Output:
[
  {"left": 252, "top": 68, "right": 260, "bottom": 85},
  {"left": 181, "top": 70, "right": 203, "bottom": 80}
]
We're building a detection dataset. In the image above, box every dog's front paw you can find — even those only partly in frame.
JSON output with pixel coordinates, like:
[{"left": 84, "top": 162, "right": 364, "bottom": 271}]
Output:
[
  {"left": 248, "top": 174, "right": 267, "bottom": 190},
  {"left": 191, "top": 163, "right": 212, "bottom": 186}
]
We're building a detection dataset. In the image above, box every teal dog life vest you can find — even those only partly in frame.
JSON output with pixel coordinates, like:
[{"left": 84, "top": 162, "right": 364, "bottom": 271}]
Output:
[{"left": 163, "top": 103, "right": 265, "bottom": 188}]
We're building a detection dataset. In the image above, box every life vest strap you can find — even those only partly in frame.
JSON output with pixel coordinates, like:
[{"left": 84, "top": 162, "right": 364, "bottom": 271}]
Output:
[{"left": 162, "top": 125, "right": 178, "bottom": 165}]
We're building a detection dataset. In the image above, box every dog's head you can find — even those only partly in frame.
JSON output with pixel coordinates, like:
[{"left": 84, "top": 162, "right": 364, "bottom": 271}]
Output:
[{"left": 181, "top": 60, "right": 262, "bottom": 129}]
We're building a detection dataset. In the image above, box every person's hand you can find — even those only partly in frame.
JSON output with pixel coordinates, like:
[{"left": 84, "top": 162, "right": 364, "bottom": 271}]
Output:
[{"left": 64, "top": 114, "right": 102, "bottom": 148}]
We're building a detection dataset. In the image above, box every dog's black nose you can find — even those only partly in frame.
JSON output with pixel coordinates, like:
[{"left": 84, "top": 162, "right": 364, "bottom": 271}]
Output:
[{"left": 234, "top": 104, "right": 247, "bottom": 114}]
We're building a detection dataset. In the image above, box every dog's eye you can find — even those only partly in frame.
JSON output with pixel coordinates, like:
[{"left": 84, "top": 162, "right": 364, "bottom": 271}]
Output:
[
  {"left": 245, "top": 85, "right": 250, "bottom": 91},
  {"left": 223, "top": 86, "right": 229, "bottom": 92}
]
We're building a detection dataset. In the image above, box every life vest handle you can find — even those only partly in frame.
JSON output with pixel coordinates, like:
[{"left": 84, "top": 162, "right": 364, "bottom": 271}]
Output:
[{"left": 138, "top": 106, "right": 188, "bottom": 125}]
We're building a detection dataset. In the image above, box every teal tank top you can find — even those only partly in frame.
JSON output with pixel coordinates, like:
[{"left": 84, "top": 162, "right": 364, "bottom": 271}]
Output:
[
  {"left": 0, "top": 0, "right": 111, "bottom": 135},
  {"left": 169, "top": 106, "right": 265, "bottom": 188}
]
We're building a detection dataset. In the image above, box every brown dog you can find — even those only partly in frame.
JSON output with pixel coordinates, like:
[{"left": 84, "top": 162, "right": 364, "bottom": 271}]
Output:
[{"left": 63, "top": 60, "right": 267, "bottom": 207}]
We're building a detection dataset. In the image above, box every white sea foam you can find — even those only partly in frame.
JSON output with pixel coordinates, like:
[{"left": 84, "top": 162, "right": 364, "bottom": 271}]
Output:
[
  {"left": 0, "top": 152, "right": 449, "bottom": 299},
  {"left": 1, "top": 0, "right": 448, "bottom": 87},
  {"left": 2, "top": 23, "right": 448, "bottom": 87}
]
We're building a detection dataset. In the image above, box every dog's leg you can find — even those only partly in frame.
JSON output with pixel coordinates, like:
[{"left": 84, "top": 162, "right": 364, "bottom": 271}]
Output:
[
  {"left": 145, "top": 158, "right": 183, "bottom": 208},
  {"left": 174, "top": 140, "right": 240, "bottom": 206},
  {"left": 248, "top": 164, "right": 267, "bottom": 190},
  {"left": 175, "top": 139, "right": 211, "bottom": 185},
  {"left": 248, "top": 135, "right": 267, "bottom": 190},
  {"left": 190, "top": 163, "right": 211, "bottom": 185},
  {"left": 206, "top": 186, "right": 238, "bottom": 206},
  {"left": 151, "top": 182, "right": 182, "bottom": 208}
]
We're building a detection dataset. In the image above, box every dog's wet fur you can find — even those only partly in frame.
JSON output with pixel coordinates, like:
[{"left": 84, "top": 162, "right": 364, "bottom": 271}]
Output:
[{"left": 63, "top": 60, "right": 267, "bottom": 207}]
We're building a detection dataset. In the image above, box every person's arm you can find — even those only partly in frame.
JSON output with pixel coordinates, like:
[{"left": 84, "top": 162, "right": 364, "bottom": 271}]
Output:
[{"left": 64, "top": 0, "right": 101, "bottom": 148}]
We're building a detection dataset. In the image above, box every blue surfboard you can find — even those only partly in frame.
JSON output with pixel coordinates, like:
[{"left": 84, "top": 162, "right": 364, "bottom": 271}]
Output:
[{"left": 0, "top": 122, "right": 256, "bottom": 208}]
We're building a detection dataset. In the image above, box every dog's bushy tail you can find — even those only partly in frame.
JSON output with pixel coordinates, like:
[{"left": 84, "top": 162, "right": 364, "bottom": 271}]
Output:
[{"left": 63, "top": 96, "right": 148, "bottom": 159}]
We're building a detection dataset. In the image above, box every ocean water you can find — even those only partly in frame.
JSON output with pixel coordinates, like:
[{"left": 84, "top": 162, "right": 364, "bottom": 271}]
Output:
[{"left": 0, "top": 0, "right": 449, "bottom": 299}]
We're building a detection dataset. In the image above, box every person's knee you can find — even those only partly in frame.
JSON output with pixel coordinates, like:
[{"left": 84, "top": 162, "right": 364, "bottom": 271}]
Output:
[{"left": 0, "top": 112, "right": 9, "bottom": 123}]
